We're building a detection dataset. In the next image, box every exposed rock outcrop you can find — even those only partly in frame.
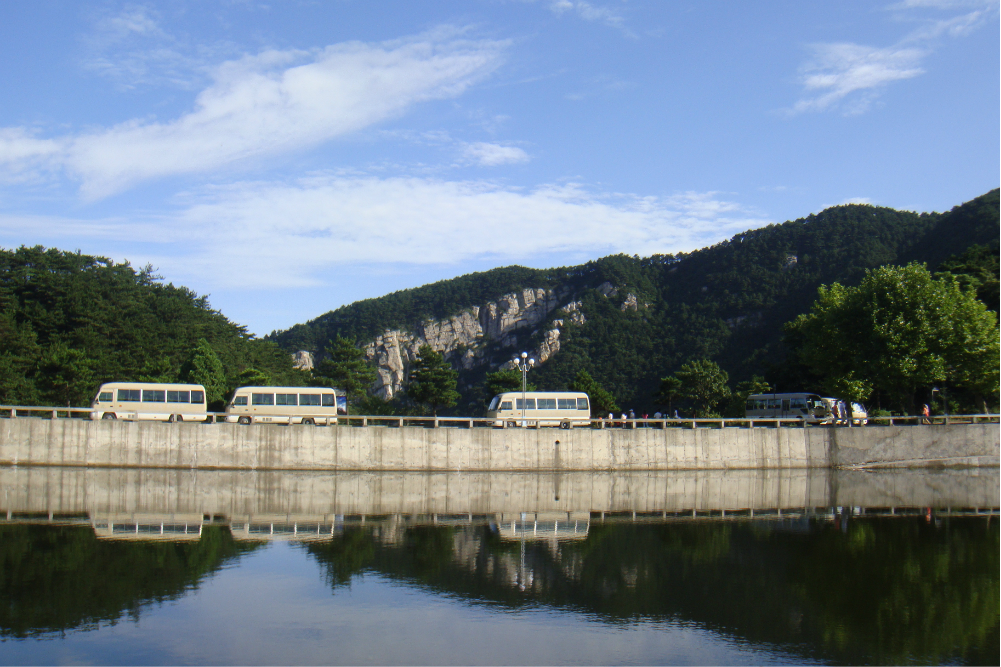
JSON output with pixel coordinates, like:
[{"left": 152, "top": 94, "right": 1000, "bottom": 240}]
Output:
[{"left": 362, "top": 287, "right": 571, "bottom": 400}]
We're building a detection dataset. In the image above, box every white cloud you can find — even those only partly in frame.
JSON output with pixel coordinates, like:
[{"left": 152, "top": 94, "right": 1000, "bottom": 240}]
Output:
[
  {"left": 546, "top": 1, "right": 634, "bottom": 36},
  {"left": 791, "top": 43, "right": 925, "bottom": 114},
  {"left": 0, "top": 176, "right": 768, "bottom": 290},
  {"left": 0, "top": 29, "right": 508, "bottom": 199},
  {"left": 461, "top": 142, "right": 530, "bottom": 166},
  {"left": 788, "top": 1, "right": 995, "bottom": 114}
]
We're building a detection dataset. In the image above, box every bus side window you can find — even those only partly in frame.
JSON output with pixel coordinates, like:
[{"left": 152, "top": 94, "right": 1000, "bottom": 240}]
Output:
[
  {"left": 233, "top": 396, "right": 248, "bottom": 406},
  {"left": 118, "top": 389, "right": 140, "bottom": 402},
  {"left": 299, "top": 394, "right": 320, "bottom": 406},
  {"left": 190, "top": 391, "right": 205, "bottom": 404},
  {"left": 167, "top": 390, "right": 190, "bottom": 403},
  {"left": 557, "top": 398, "right": 573, "bottom": 409},
  {"left": 321, "top": 394, "right": 335, "bottom": 407},
  {"left": 577, "top": 397, "right": 588, "bottom": 411},
  {"left": 98, "top": 391, "right": 113, "bottom": 402},
  {"left": 142, "top": 389, "right": 165, "bottom": 403},
  {"left": 516, "top": 398, "right": 536, "bottom": 410},
  {"left": 538, "top": 398, "right": 556, "bottom": 410},
  {"left": 276, "top": 393, "right": 298, "bottom": 406},
  {"left": 500, "top": 401, "right": 512, "bottom": 411},
  {"left": 488, "top": 396, "right": 500, "bottom": 411}
]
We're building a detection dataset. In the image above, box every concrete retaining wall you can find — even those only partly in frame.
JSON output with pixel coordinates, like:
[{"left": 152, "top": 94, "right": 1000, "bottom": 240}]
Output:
[
  {"left": 1, "top": 467, "right": 996, "bottom": 517},
  {"left": 1, "top": 418, "right": 996, "bottom": 471}
]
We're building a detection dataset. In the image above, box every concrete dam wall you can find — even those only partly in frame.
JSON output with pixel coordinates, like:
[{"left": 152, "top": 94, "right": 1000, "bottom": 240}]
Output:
[{"left": 1, "top": 418, "right": 996, "bottom": 471}]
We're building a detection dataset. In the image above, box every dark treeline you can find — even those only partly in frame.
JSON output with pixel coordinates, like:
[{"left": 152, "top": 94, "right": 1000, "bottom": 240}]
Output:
[{"left": 0, "top": 247, "right": 308, "bottom": 407}]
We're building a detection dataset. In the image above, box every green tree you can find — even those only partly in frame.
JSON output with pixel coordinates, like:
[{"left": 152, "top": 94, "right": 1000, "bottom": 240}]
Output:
[
  {"left": 675, "top": 359, "right": 731, "bottom": 418},
  {"left": 313, "top": 336, "right": 377, "bottom": 404},
  {"left": 723, "top": 376, "right": 771, "bottom": 418},
  {"left": 234, "top": 367, "right": 270, "bottom": 387},
  {"left": 36, "top": 343, "right": 94, "bottom": 406},
  {"left": 406, "top": 344, "right": 459, "bottom": 416},
  {"left": 654, "top": 375, "right": 683, "bottom": 415},
  {"left": 137, "top": 357, "right": 177, "bottom": 383},
  {"left": 184, "top": 338, "right": 227, "bottom": 410},
  {"left": 484, "top": 368, "right": 535, "bottom": 397},
  {"left": 785, "top": 263, "right": 1000, "bottom": 413},
  {"left": 568, "top": 369, "right": 619, "bottom": 416}
]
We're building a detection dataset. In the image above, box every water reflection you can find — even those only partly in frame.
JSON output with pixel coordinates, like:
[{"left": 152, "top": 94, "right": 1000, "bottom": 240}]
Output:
[{"left": 0, "top": 466, "right": 997, "bottom": 665}]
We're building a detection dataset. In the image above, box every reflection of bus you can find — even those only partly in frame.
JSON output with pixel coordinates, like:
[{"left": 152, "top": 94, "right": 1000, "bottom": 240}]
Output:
[
  {"left": 486, "top": 392, "right": 590, "bottom": 428},
  {"left": 224, "top": 386, "right": 339, "bottom": 425},
  {"left": 745, "top": 393, "right": 829, "bottom": 422},
  {"left": 90, "top": 382, "right": 207, "bottom": 422}
]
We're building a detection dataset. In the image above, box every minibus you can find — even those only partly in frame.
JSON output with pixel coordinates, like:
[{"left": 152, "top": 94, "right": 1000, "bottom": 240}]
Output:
[
  {"left": 224, "top": 386, "right": 339, "bottom": 425},
  {"left": 90, "top": 382, "right": 207, "bottom": 422},
  {"left": 745, "top": 393, "right": 829, "bottom": 423},
  {"left": 486, "top": 391, "right": 591, "bottom": 428}
]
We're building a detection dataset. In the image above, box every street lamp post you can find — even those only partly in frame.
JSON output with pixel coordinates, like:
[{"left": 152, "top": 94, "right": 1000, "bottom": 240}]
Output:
[{"left": 513, "top": 351, "right": 535, "bottom": 426}]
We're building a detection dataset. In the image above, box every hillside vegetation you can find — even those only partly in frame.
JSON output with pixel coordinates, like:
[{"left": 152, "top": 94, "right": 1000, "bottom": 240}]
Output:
[
  {"left": 0, "top": 247, "right": 307, "bottom": 407},
  {"left": 271, "top": 189, "right": 999, "bottom": 414}
]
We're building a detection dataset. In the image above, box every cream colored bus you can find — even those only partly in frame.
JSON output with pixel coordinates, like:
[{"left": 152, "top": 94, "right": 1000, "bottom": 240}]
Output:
[
  {"left": 486, "top": 391, "right": 590, "bottom": 428},
  {"left": 90, "top": 382, "right": 207, "bottom": 422},
  {"left": 224, "top": 386, "right": 339, "bottom": 425}
]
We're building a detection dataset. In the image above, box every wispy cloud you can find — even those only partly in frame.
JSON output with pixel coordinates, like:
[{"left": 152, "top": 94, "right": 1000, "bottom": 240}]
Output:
[
  {"left": 788, "top": 0, "right": 996, "bottom": 115},
  {"left": 461, "top": 142, "right": 530, "bottom": 166},
  {"left": 1, "top": 29, "right": 508, "bottom": 199},
  {"left": 0, "top": 176, "right": 768, "bottom": 290},
  {"left": 546, "top": 1, "right": 634, "bottom": 36}
]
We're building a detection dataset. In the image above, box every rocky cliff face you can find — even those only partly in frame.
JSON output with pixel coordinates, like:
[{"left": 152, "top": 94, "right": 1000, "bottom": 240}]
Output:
[
  {"left": 360, "top": 287, "right": 573, "bottom": 400},
  {"left": 292, "top": 284, "right": 641, "bottom": 401}
]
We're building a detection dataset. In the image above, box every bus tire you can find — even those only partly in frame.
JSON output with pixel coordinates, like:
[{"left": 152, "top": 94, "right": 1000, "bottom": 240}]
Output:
[
  {"left": 238, "top": 416, "right": 251, "bottom": 425},
  {"left": 302, "top": 418, "right": 314, "bottom": 426},
  {"left": 560, "top": 420, "right": 571, "bottom": 430},
  {"left": 507, "top": 420, "right": 518, "bottom": 429},
  {"left": 102, "top": 412, "right": 116, "bottom": 420}
]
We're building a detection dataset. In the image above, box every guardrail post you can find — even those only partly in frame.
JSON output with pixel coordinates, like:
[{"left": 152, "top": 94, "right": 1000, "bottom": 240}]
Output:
[
  {"left": 362, "top": 417, "right": 368, "bottom": 427},
  {"left": 434, "top": 418, "right": 439, "bottom": 428}
]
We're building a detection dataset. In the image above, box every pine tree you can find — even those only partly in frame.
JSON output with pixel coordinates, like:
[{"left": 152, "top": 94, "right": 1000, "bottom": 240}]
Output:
[
  {"left": 184, "top": 338, "right": 227, "bottom": 409},
  {"left": 314, "top": 336, "right": 377, "bottom": 405},
  {"left": 406, "top": 344, "right": 459, "bottom": 416},
  {"left": 568, "top": 369, "right": 619, "bottom": 416}
]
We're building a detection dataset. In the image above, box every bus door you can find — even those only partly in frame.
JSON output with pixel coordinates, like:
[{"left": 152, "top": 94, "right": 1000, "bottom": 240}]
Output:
[{"left": 781, "top": 398, "right": 790, "bottom": 417}]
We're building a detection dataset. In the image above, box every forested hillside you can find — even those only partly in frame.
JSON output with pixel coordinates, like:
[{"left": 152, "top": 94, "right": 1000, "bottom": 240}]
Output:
[
  {"left": 0, "top": 247, "right": 307, "bottom": 407},
  {"left": 271, "top": 189, "right": 999, "bottom": 414}
]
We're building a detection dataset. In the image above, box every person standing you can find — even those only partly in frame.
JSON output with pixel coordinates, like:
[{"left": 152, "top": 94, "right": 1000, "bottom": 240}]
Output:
[{"left": 922, "top": 403, "right": 931, "bottom": 425}]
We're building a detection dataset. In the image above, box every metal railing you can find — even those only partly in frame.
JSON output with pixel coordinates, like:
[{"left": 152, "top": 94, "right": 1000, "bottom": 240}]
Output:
[{"left": 1, "top": 405, "right": 996, "bottom": 428}]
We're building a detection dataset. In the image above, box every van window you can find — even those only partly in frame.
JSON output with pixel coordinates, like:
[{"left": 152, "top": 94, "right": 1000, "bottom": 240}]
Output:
[
  {"left": 322, "top": 394, "right": 335, "bottom": 407},
  {"left": 557, "top": 398, "right": 575, "bottom": 410},
  {"left": 537, "top": 398, "right": 556, "bottom": 410},
  {"left": 167, "top": 390, "right": 190, "bottom": 403},
  {"left": 142, "top": 389, "right": 165, "bottom": 403},
  {"left": 500, "top": 401, "right": 512, "bottom": 411},
  {"left": 577, "top": 397, "right": 588, "bottom": 411},
  {"left": 98, "top": 391, "right": 113, "bottom": 402},
  {"left": 516, "top": 398, "right": 536, "bottom": 410},
  {"left": 252, "top": 393, "right": 274, "bottom": 406},
  {"left": 300, "top": 394, "right": 320, "bottom": 406},
  {"left": 233, "top": 396, "right": 248, "bottom": 406},
  {"left": 190, "top": 391, "right": 205, "bottom": 404},
  {"left": 488, "top": 396, "right": 500, "bottom": 411},
  {"left": 276, "top": 393, "right": 297, "bottom": 406}
]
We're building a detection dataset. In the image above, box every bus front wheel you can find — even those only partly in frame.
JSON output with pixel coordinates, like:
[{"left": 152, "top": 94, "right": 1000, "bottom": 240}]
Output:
[
  {"left": 238, "top": 416, "right": 251, "bottom": 425},
  {"left": 102, "top": 412, "right": 116, "bottom": 420},
  {"left": 302, "top": 418, "right": 314, "bottom": 426}
]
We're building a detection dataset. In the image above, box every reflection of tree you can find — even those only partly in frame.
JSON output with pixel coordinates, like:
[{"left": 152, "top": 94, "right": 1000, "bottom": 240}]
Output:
[
  {"left": 0, "top": 525, "right": 260, "bottom": 638},
  {"left": 307, "top": 518, "right": 998, "bottom": 665}
]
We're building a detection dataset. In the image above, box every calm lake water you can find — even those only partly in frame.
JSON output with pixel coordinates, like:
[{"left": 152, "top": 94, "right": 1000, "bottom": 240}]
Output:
[{"left": 1, "top": 466, "right": 997, "bottom": 665}]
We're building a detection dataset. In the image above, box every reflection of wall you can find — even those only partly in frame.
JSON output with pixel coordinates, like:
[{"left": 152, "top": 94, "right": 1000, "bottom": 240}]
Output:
[
  {"left": 2, "top": 418, "right": 996, "bottom": 471},
  {"left": 1, "top": 467, "right": 996, "bottom": 522}
]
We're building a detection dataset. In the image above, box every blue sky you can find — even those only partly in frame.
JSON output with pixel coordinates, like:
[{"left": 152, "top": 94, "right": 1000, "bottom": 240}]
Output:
[{"left": 0, "top": 1, "right": 997, "bottom": 336}]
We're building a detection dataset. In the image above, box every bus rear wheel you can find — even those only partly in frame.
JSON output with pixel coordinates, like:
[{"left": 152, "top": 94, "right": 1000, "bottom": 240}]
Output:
[
  {"left": 102, "top": 412, "right": 116, "bottom": 420},
  {"left": 167, "top": 414, "right": 183, "bottom": 423},
  {"left": 302, "top": 418, "right": 314, "bottom": 426},
  {"left": 238, "top": 416, "right": 251, "bottom": 425}
]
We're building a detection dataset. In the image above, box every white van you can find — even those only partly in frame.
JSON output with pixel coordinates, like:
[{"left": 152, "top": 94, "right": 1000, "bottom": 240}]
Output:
[
  {"left": 90, "top": 382, "right": 207, "bottom": 422},
  {"left": 486, "top": 391, "right": 591, "bottom": 428},
  {"left": 224, "top": 386, "right": 339, "bottom": 425},
  {"left": 745, "top": 393, "right": 829, "bottom": 423}
]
